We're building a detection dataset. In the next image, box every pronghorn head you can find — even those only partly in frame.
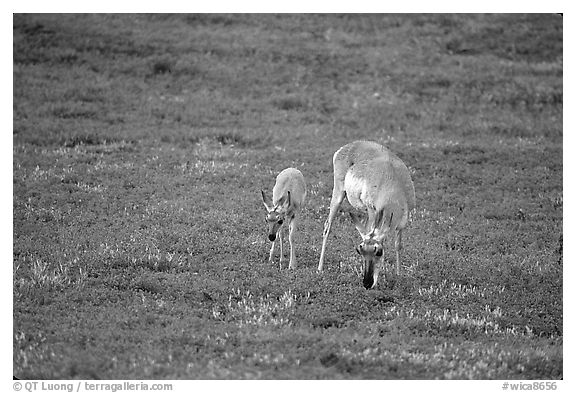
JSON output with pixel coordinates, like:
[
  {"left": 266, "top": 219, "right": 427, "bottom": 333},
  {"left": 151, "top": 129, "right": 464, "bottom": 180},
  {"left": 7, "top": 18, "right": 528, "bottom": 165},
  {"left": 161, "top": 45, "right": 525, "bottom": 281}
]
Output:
[
  {"left": 350, "top": 210, "right": 387, "bottom": 289},
  {"left": 261, "top": 190, "right": 291, "bottom": 242}
]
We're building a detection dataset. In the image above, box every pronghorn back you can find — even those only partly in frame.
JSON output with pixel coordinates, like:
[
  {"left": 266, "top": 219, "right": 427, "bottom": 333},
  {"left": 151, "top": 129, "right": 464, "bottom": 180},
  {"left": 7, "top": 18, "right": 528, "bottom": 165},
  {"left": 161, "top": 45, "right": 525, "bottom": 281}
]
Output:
[
  {"left": 272, "top": 167, "right": 306, "bottom": 211},
  {"left": 336, "top": 141, "right": 415, "bottom": 214}
]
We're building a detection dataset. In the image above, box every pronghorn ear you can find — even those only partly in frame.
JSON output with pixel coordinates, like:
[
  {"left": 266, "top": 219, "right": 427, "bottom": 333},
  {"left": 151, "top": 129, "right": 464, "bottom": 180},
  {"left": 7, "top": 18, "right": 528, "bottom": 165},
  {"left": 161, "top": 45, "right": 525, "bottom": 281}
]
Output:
[
  {"left": 261, "top": 190, "right": 273, "bottom": 211},
  {"left": 350, "top": 211, "right": 368, "bottom": 236},
  {"left": 283, "top": 191, "right": 291, "bottom": 209}
]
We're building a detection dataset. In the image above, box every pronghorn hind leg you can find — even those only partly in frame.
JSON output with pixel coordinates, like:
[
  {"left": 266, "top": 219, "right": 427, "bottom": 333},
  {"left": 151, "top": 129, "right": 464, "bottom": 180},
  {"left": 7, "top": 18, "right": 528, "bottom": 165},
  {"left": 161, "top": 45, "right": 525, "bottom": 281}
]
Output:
[
  {"left": 278, "top": 225, "right": 285, "bottom": 268},
  {"left": 288, "top": 217, "right": 297, "bottom": 270},
  {"left": 318, "top": 188, "right": 346, "bottom": 272},
  {"left": 394, "top": 229, "right": 403, "bottom": 275}
]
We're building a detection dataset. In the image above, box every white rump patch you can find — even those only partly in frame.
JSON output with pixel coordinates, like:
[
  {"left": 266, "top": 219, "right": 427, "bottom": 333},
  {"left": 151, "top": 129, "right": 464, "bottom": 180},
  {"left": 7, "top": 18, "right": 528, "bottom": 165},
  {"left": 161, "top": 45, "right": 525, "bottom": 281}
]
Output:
[{"left": 344, "top": 172, "right": 370, "bottom": 209}]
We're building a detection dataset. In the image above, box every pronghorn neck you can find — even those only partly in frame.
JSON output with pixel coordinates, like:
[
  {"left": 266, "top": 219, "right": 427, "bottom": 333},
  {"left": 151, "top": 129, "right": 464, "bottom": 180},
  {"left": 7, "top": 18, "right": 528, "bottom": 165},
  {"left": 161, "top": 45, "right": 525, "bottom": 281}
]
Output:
[
  {"left": 281, "top": 207, "right": 295, "bottom": 221},
  {"left": 273, "top": 203, "right": 292, "bottom": 216},
  {"left": 361, "top": 229, "right": 385, "bottom": 243},
  {"left": 266, "top": 203, "right": 295, "bottom": 222},
  {"left": 365, "top": 210, "right": 393, "bottom": 241}
]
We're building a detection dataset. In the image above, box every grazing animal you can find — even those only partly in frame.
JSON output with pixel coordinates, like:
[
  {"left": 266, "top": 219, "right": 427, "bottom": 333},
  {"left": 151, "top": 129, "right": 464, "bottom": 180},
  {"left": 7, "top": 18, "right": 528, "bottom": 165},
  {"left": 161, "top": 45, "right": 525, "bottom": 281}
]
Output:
[
  {"left": 318, "top": 141, "right": 415, "bottom": 289},
  {"left": 261, "top": 168, "right": 307, "bottom": 269}
]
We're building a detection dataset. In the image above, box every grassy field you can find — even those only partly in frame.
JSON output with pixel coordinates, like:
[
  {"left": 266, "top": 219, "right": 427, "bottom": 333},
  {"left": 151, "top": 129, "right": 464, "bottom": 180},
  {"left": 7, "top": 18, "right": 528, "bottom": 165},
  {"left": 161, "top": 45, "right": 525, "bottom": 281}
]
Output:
[{"left": 13, "top": 14, "right": 563, "bottom": 379}]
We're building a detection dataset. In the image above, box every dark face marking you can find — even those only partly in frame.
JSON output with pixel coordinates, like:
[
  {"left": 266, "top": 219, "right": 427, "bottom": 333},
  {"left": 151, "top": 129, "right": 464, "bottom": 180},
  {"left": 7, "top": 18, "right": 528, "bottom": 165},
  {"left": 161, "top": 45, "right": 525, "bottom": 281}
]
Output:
[
  {"left": 356, "top": 239, "right": 383, "bottom": 289},
  {"left": 363, "top": 259, "right": 375, "bottom": 289},
  {"left": 265, "top": 211, "right": 286, "bottom": 242}
]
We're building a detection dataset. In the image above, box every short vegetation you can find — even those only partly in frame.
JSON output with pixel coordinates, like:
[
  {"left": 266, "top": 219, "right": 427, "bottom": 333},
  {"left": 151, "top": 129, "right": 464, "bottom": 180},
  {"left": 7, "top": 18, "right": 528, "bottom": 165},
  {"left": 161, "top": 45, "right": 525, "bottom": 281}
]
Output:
[{"left": 13, "top": 14, "right": 562, "bottom": 379}]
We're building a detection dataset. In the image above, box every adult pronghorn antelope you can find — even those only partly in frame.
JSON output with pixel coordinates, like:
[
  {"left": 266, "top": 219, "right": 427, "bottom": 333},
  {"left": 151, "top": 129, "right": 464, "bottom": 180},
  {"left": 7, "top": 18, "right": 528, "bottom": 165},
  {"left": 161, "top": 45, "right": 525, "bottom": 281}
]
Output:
[
  {"left": 261, "top": 168, "right": 307, "bottom": 269},
  {"left": 318, "top": 141, "right": 415, "bottom": 289}
]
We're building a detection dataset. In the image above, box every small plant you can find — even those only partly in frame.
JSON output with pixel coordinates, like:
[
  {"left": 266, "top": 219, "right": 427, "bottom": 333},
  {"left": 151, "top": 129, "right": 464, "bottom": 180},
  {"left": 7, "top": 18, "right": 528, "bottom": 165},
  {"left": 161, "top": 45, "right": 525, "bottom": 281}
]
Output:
[{"left": 213, "top": 289, "right": 297, "bottom": 327}]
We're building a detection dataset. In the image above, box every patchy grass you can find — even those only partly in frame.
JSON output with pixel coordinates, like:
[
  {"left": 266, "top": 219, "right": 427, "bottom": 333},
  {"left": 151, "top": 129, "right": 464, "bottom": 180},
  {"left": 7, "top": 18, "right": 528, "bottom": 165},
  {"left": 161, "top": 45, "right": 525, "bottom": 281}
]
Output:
[{"left": 13, "top": 14, "right": 562, "bottom": 379}]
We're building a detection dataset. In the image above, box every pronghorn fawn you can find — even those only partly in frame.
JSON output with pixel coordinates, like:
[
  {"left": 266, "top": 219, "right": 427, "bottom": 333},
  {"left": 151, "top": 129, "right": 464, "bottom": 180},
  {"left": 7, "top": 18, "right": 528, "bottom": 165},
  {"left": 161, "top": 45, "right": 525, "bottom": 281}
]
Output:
[
  {"left": 261, "top": 168, "right": 307, "bottom": 269},
  {"left": 318, "top": 141, "right": 415, "bottom": 289}
]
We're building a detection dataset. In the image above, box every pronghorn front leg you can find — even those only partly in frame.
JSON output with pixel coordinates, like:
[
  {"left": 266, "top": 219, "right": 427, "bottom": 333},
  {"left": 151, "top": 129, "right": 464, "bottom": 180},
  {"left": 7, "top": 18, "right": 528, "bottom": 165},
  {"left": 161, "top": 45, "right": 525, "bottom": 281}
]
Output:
[
  {"left": 394, "top": 229, "right": 403, "bottom": 275},
  {"left": 318, "top": 189, "right": 346, "bottom": 272},
  {"left": 288, "top": 216, "right": 297, "bottom": 269},
  {"left": 268, "top": 238, "right": 276, "bottom": 262},
  {"left": 278, "top": 225, "right": 285, "bottom": 267}
]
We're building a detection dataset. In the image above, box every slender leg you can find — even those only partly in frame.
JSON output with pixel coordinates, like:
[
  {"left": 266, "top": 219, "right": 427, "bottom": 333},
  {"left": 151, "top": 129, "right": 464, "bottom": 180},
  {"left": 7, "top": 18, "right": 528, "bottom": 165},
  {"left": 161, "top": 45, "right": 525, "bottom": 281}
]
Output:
[
  {"left": 372, "top": 261, "right": 381, "bottom": 289},
  {"left": 394, "top": 229, "right": 403, "bottom": 275},
  {"left": 318, "top": 189, "right": 346, "bottom": 272},
  {"left": 278, "top": 226, "right": 284, "bottom": 267},
  {"left": 288, "top": 218, "right": 297, "bottom": 269},
  {"left": 268, "top": 239, "right": 276, "bottom": 262}
]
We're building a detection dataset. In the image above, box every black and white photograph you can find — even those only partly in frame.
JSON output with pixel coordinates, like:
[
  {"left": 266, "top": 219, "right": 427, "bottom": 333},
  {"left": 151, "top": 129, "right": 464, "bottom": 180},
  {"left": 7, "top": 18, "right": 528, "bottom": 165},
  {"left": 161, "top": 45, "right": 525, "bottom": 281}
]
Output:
[{"left": 12, "top": 11, "right": 563, "bottom": 384}]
